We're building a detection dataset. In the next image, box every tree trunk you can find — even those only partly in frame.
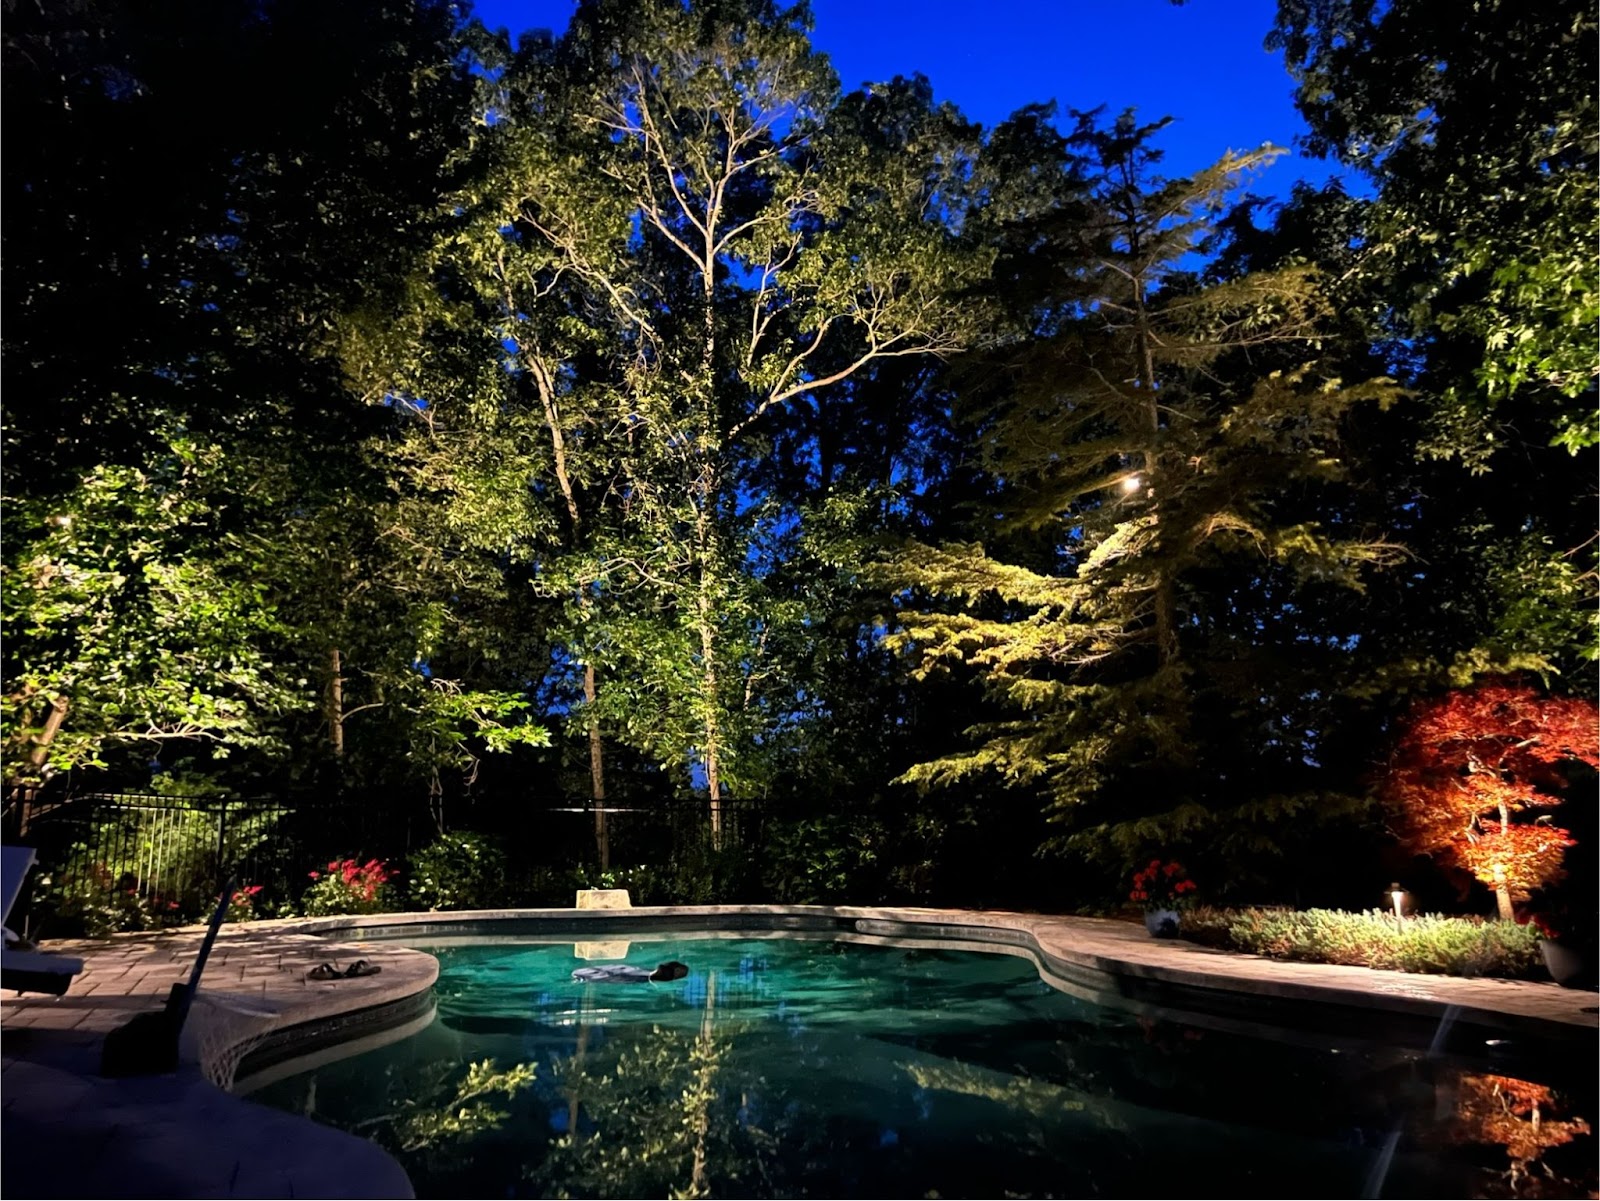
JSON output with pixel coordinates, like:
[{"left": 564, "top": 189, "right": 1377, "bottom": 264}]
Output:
[
  {"left": 697, "top": 268, "right": 725, "bottom": 849},
  {"left": 567, "top": 1008, "right": 591, "bottom": 1138},
  {"left": 1493, "top": 801, "right": 1515, "bottom": 921},
  {"left": 25, "top": 695, "right": 69, "bottom": 772},
  {"left": 698, "top": 568, "right": 724, "bottom": 851},
  {"left": 1127, "top": 217, "right": 1180, "bottom": 673},
  {"left": 327, "top": 646, "right": 345, "bottom": 757},
  {"left": 533, "top": 355, "right": 611, "bottom": 859},
  {"left": 1493, "top": 875, "right": 1516, "bottom": 922},
  {"left": 584, "top": 662, "right": 609, "bottom": 869},
  {"left": 688, "top": 968, "right": 718, "bottom": 1196}
]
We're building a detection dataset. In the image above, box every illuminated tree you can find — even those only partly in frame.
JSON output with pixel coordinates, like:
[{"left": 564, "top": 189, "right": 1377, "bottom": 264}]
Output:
[
  {"left": 1378, "top": 681, "right": 1599, "bottom": 920},
  {"left": 1447, "top": 1074, "right": 1592, "bottom": 1188},
  {"left": 886, "top": 111, "right": 1402, "bottom": 873}
]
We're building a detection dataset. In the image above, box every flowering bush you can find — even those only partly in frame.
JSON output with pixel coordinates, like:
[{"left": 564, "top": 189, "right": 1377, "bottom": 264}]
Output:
[
  {"left": 226, "top": 884, "right": 264, "bottom": 923},
  {"left": 1129, "top": 860, "right": 1198, "bottom": 911},
  {"left": 302, "top": 858, "right": 397, "bottom": 917}
]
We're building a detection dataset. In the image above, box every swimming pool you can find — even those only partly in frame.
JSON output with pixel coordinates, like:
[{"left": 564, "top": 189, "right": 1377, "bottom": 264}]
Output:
[{"left": 247, "top": 934, "right": 1595, "bottom": 1198}]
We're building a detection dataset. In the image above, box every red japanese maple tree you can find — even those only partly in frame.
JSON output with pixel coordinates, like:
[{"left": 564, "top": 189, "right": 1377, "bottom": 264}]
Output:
[{"left": 1378, "top": 681, "right": 1599, "bottom": 921}]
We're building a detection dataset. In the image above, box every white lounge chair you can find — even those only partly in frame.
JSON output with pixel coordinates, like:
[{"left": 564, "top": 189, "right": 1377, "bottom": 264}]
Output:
[{"left": 2, "top": 845, "right": 84, "bottom": 996}]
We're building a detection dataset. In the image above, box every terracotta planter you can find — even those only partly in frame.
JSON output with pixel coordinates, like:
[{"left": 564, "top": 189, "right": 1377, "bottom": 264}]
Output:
[
  {"left": 1539, "top": 938, "right": 1598, "bottom": 989},
  {"left": 1144, "top": 909, "right": 1181, "bottom": 939}
]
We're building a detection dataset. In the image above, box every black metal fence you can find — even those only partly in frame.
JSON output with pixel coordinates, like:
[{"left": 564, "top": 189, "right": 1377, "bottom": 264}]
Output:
[
  {"left": 7, "top": 791, "right": 302, "bottom": 936},
  {"left": 3, "top": 788, "right": 773, "bottom": 937}
]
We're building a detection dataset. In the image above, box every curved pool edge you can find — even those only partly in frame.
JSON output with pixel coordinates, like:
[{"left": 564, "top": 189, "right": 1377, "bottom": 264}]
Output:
[
  {"left": 272, "top": 904, "right": 1597, "bottom": 1050},
  {"left": 7, "top": 904, "right": 1592, "bottom": 1198},
  {"left": 1, "top": 926, "right": 440, "bottom": 1200}
]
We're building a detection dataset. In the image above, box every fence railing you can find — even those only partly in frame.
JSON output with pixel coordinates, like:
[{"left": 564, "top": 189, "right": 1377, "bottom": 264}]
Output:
[
  {"left": 6, "top": 791, "right": 306, "bottom": 936},
  {"left": 3, "top": 788, "right": 773, "bottom": 937}
]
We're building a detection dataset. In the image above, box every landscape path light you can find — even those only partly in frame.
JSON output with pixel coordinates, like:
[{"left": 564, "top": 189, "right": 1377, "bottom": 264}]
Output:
[{"left": 1386, "top": 882, "right": 1413, "bottom": 925}]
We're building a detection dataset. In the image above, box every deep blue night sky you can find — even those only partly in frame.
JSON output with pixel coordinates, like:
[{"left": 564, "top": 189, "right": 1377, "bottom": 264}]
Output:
[{"left": 469, "top": 0, "right": 1344, "bottom": 201}]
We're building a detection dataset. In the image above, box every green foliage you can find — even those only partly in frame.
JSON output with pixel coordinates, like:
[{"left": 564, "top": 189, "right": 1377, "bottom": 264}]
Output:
[
  {"left": 5, "top": 0, "right": 1591, "bottom": 916},
  {"left": 26, "top": 799, "right": 286, "bottom": 936},
  {"left": 542, "top": 1023, "right": 734, "bottom": 1200},
  {"left": 406, "top": 832, "right": 509, "bottom": 912},
  {"left": 349, "top": 1056, "right": 538, "bottom": 1160},
  {"left": 390, "top": 1059, "right": 537, "bottom": 1153},
  {"left": 884, "top": 113, "right": 1403, "bottom": 878},
  {"left": 2, "top": 448, "right": 306, "bottom": 782},
  {"left": 32, "top": 852, "right": 170, "bottom": 939},
  {"left": 1270, "top": 0, "right": 1598, "bottom": 457},
  {"left": 406, "top": 682, "right": 552, "bottom": 792},
  {"left": 567, "top": 841, "right": 760, "bottom": 906},
  {"left": 1481, "top": 534, "right": 1600, "bottom": 669},
  {"left": 762, "top": 815, "right": 886, "bottom": 904},
  {"left": 1179, "top": 906, "right": 1544, "bottom": 978}
]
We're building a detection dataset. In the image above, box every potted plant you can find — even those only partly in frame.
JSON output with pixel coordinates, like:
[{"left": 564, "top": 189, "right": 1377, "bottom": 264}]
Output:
[
  {"left": 1530, "top": 913, "right": 1598, "bottom": 990},
  {"left": 1130, "top": 860, "right": 1197, "bottom": 938}
]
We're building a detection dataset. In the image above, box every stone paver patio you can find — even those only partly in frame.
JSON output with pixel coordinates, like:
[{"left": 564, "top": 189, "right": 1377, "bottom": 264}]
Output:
[
  {"left": 2, "top": 905, "right": 1594, "bottom": 1198},
  {"left": 3, "top": 927, "right": 435, "bottom": 1199}
]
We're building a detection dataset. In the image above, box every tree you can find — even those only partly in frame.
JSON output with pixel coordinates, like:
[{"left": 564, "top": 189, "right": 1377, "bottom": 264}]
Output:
[
  {"left": 1, "top": 444, "right": 302, "bottom": 784},
  {"left": 1, "top": 0, "right": 544, "bottom": 813},
  {"left": 438, "top": 1, "right": 990, "bottom": 842},
  {"left": 1261, "top": 1, "right": 1599, "bottom": 744},
  {"left": 1270, "top": 0, "right": 1598, "bottom": 458},
  {"left": 1377, "top": 680, "right": 1598, "bottom": 920},
  {"left": 885, "top": 111, "right": 1403, "bottom": 880}
]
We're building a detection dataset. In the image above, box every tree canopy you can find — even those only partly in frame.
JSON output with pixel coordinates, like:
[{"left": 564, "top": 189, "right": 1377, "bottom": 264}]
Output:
[{"left": 3, "top": 0, "right": 1593, "bottom": 915}]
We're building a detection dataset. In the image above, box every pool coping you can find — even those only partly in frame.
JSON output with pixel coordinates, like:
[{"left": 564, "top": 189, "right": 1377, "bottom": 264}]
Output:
[
  {"left": 3, "top": 904, "right": 1595, "bottom": 1198},
  {"left": 285, "top": 905, "right": 1597, "bottom": 1048}
]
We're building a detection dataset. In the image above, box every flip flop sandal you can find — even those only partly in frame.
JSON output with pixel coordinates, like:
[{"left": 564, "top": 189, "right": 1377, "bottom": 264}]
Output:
[
  {"left": 343, "top": 959, "right": 382, "bottom": 978},
  {"left": 306, "top": 962, "right": 341, "bottom": 981}
]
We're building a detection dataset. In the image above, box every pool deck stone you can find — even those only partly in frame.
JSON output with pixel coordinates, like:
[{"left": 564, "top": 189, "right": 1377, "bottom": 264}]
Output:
[
  {"left": 3, "top": 926, "right": 435, "bottom": 1199},
  {"left": 1, "top": 905, "right": 1595, "bottom": 1198}
]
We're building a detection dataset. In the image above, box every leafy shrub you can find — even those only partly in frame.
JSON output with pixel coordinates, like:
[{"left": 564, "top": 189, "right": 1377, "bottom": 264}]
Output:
[
  {"left": 225, "top": 884, "right": 264, "bottom": 923},
  {"left": 569, "top": 863, "right": 659, "bottom": 901},
  {"left": 408, "top": 832, "right": 509, "bottom": 912},
  {"left": 301, "top": 858, "right": 397, "bottom": 916},
  {"left": 30, "top": 847, "right": 190, "bottom": 937},
  {"left": 763, "top": 815, "right": 885, "bottom": 904},
  {"left": 1179, "top": 906, "right": 1544, "bottom": 979}
]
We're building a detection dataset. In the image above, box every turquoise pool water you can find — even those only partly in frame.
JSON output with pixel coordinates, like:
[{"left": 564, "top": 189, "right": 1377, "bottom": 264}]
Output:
[{"left": 249, "top": 937, "right": 1594, "bottom": 1199}]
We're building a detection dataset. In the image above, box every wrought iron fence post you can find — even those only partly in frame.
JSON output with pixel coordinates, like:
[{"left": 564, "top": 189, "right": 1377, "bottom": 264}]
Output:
[{"left": 215, "top": 800, "right": 230, "bottom": 899}]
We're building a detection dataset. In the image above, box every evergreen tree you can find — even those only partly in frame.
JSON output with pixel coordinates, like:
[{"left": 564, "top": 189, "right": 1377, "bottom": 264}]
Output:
[{"left": 886, "top": 113, "right": 1402, "bottom": 883}]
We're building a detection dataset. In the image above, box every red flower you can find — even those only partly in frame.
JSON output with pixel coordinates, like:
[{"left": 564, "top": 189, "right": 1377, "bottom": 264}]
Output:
[
  {"left": 1524, "top": 914, "right": 1559, "bottom": 939},
  {"left": 1129, "top": 860, "right": 1196, "bottom": 908}
]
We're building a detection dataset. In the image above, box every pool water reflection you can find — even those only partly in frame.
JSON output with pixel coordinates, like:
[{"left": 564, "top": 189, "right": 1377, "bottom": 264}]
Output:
[{"left": 249, "top": 937, "right": 1595, "bottom": 1199}]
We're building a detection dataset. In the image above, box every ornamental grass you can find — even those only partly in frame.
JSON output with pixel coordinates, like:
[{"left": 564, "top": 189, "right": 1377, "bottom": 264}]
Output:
[{"left": 1179, "top": 906, "right": 1544, "bottom": 979}]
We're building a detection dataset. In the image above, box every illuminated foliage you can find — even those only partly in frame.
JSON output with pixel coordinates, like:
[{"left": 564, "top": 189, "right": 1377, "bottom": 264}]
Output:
[
  {"left": 1377, "top": 680, "right": 1598, "bottom": 919},
  {"left": 1271, "top": 0, "right": 1598, "bottom": 457},
  {"left": 886, "top": 112, "right": 1401, "bottom": 875},
  {"left": 1448, "top": 1074, "right": 1592, "bottom": 1187}
]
